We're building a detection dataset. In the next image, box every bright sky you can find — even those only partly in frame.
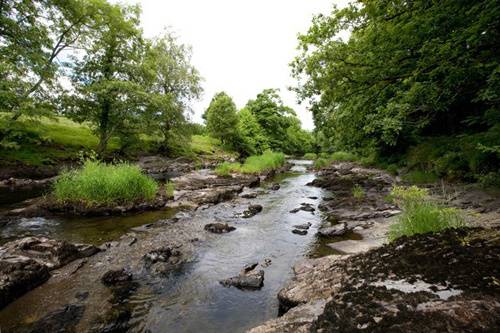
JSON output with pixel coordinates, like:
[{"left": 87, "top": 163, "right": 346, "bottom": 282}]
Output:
[{"left": 120, "top": 0, "right": 348, "bottom": 130}]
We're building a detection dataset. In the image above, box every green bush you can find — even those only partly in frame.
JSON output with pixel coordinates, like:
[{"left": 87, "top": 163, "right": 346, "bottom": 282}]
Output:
[
  {"left": 402, "top": 170, "right": 439, "bottom": 184},
  {"left": 215, "top": 151, "right": 285, "bottom": 175},
  {"left": 330, "top": 151, "right": 358, "bottom": 162},
  {"left": 303, "top": 152, "right": 317, "bottom": 160},
  {"left": 388, "top": 186, "right": 466, "bottom": 241},
  {"left": 313, "top": 157, "right": 331, "bottom": 169},
  {"left": 53, "top": 160, "right": 158, "bottom": 207}
]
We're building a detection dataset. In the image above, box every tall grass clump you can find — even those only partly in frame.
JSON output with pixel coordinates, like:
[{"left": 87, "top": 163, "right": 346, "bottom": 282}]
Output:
[
  {"left": 215, "top": 162, "right": 241, "bottom": 176},
  {"left": 313, "top": 158, "right": 331, "bottom": 169},
  {"left": 402, "top": 170, "right": 439, "bottom": 184},
  {"left": 352, "top": 184, "right": 365, "bottom": 199},
  {"left": 388, "top": 186, "right": 466, "bottom": 241},
  {"left": 215, "top": 151, "right": 285, "bottom": 175},
  {"left": 53, "top": 160, "right": 158, "bottom": 207}
]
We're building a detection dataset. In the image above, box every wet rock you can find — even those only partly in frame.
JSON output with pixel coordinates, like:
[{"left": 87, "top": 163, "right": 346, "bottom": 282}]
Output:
[
  {"left": 220, "top": 267, "right": 265, "bottom": 290},
  {"left": 290, "top": 203, "right": 316, "bottom": 214},
  {"left": 0, "top": 236, "right": 99, "bottom": 269},
  {"left": 327, "top": 239, "right": 379, "bottom": 254},
  {"left": 308, "top": 196, "right": 318, "bottom": 200},
  {"left": 143, "top": 247, "right": 182, "bottom": 275},
  {"left": 262, "top": 258, "right": 272, "bottom": 268},
  {"left": 270, "top": 183, "right": 280, "bottom": 191},
  {"left": 0, "top": 255, "right": 50, "bottom": 309},
  {"left": 241, "top": 193, "right": 258, "bottom": 199},
  {"left": 317, "top": 222, "right": 348, "bottom": 237},
  {"left": 242, "top": 262, "right": 259, "bottom": 273},
  {"left": 248, "top": 300, "right": 326, "bottom": 333},
  {"left": 242, "top": 204, "right": 263, "bottom": 218},
  {"left": 293, "top": 222, "right": 312, "bottom": 230},
  {"left": 90, "top": 306, "right": 132, "bottom": 333},
  {"left": 27, "top": 304, "right": 85, "bottom": 333},
  {"left": 292, "top": 229, "right": 308, "bottom": 235},
  {"left": 204, "top": 223, "right": 236, "bottom": 233},
  {"left": 101, "top": 269, "right": 132, "bottom": 287}
]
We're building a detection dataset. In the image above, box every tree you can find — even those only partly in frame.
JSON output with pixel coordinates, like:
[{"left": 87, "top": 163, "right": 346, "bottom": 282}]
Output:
[
  {"left": 64, "top": 2, "right": 145, "bottom": 154},
  {"left": 292, "top": 0, "right": 500, "bottom": 155},
  {"left": 141, "top": 32, "right": 202, "bottom": 154},
  {"left": 0, "top": 0, "right": 108, "bottom": 144},
  {"left": 205, "top": 92, "right": 239, "bottom": 147},
  {"left": 237, "top": 107, "right": 269, "bottom": 156}
]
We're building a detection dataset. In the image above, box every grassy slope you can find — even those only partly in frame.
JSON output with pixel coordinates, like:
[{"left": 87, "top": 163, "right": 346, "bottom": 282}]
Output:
[{"left": 0, "top": 114, "right": 233, "bottom": 168}]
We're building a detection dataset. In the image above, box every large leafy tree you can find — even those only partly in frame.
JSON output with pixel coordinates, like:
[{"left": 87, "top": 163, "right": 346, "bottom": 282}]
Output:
[
  {"left": 64, "top": 2, "right": 145, "bottom": 154},
  {"left": 141, "top": 33, "right": 202, "bottom": 154},
  {"left": 205, "top": 92, "right": 239, "bottom": 147},
  {"left": 292, "top": 0, "right": 500, "bottom": 155},
  {"left": 0, "top": 0, "right": 106, "bottom": 120}
]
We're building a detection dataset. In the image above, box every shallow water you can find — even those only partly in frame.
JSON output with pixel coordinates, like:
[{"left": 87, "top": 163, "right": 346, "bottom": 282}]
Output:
[
  {"left": 130, "top": 160, "right": 327, "bottom": 332},
  {"left": 0, "top": 160, "right": 334, "bottom": 333}
]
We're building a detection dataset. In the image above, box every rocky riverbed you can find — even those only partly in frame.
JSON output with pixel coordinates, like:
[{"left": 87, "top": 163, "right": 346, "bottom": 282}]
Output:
[
  {"left": 248, "top": 162, "right": 500, "bottom": 332},
  {"left": 1, "top": 160, "right": 499, "bottom": 332}
]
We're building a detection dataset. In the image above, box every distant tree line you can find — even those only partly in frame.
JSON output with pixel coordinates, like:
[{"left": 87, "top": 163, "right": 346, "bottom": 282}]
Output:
[{"left": 204, "top": 89, "right": 314, "bottom": 157}]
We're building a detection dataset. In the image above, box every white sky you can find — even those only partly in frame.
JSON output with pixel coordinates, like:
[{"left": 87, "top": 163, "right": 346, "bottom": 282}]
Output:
[{"left": 119, "top": 0, "right": 348, "bottom": 130}]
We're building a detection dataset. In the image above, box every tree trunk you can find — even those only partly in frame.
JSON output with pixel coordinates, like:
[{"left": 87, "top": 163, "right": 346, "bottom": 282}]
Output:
[{"left": 97, "top": 100, "right": 111, "bottom": 156}]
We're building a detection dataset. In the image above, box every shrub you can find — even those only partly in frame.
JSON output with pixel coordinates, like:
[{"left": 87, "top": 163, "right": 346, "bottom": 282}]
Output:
[
  {"left": 303, "top": 152, "right": 317, "bottom": 160},
  {"left": 313, "top": 157, "right": 331, "bottom": 169},
  {"left": 53, "top": 160, "right": 158, "bottom": 207},
  {"left": 388, "top": 186, "right": 466, "bottom": 241},
  {"left": 402, "top": 170, "right": 439, "bottom": 184},
  {"left": 330, "top": 151, "right": 358, "bottom": 162},
  {"left": 352, "top": 184, "right": 365, "bottom": 199},
  {"left": 215, "top": 151, "right": 285, "bottom": 175}
]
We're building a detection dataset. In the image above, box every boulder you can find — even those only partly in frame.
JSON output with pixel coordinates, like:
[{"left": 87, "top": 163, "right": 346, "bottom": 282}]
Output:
[
  {"left": 317, "top": 222, "right": 348, "bottom": 237},
  {"left": 242, "top": 204, "right": 263, "bottom": 218},
  {"left": 292, "top": 229, "right": 308, "bottom": 235},
  {"left": 204, "top": 223, "right": 236, "bottom": 233},
  {"left": 270, "top": 183, "right": 280, "bottom": 191},
  {"left": 0, "top": 255, "right": 50, "bottom": 309},
  {"left": 101, "top": 269, "right": 132, "bottom": 287},
  {"left": 220, "top": 264, "right": 265, "bottom": 290},
  {"left": 293, "top": 223, "right": 312, "bottom": 230}
]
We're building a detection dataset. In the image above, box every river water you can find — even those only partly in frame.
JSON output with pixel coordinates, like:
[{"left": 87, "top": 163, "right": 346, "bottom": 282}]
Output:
[{"left": 0, "top": 160, "right": 336, "bottom": 332}]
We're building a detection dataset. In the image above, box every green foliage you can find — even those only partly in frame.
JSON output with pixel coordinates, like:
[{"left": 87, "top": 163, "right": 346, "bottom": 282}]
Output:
[
  {"left": 141, "top": 33, "right": 202, "bottom": 154},
  {"left": 294, "top": 0, "right": 500, "bottom": 183},
  {"left": 303, "top": 153, "right": 317, "bottom": 160},
  {"left": 330, "top": 151, "right": 359, "bottom": 162},
  {"left": 245, "top": 89, "right": 312, "bottom": 155},
  {"left": 215, "top": 162, "right": 242, "bottom": 177},
  {"left": 205, "top": 92, "right": 240, "bottom": 149},
  {"left": 53, "top": 160, "right": 158, "bottom": 207},
  {"left": 352, "top": 184, "right": 365, "bottom": 199},
  {"left": 388, "top": 186, "right": 466, "bottom": 241},
  {"left": 165, "top": 181, "right": 175, "bottom": 199},
  {"left": 215, "top": 151, "right": 285, "bottom": 175},
  {"left": 402, "top": 170, "right": 439, "bottom": 184},
  {"left": 237, "top": 107, "right": 269, "bottom": 156},
  {"left": 313, "top": 158, "right": 331, "bottom": 169}
]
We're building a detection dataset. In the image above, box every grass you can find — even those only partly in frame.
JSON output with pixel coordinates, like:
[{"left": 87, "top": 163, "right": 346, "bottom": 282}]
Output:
[
  {"left": 388, "top": 186, "right": 466, "bottom": 241},
  {"left": 352, "top": 184, "right": 365, "bottom": 199},
  {"left": 190, "top": 135, "right": 237, "bottom": 160},
  {"left": 215, "top": 151, "right": 285, "bottom": 176},
  {"left": 303, "top": 153, "right": 317, "bottom": 160},
  {"left": 165, "top": 180, "right": 175, "bottom": 199},
  {"left": 53, "top": 160, "right": 158, "bottom": 207},
  {"left": 402, "top": 170, "right": 439, "bottom": 184},
  {"left": 0, "top": 113, "right": 120, "bottom": 166}
]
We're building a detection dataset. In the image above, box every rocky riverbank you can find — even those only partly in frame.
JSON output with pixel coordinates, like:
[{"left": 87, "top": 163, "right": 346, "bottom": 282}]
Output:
[
  {"left": 248, "top": 162, "right": 500, "bottom": 332},
  {"left": 0, "top": 161, "right": 292, "bottom": 331}
]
